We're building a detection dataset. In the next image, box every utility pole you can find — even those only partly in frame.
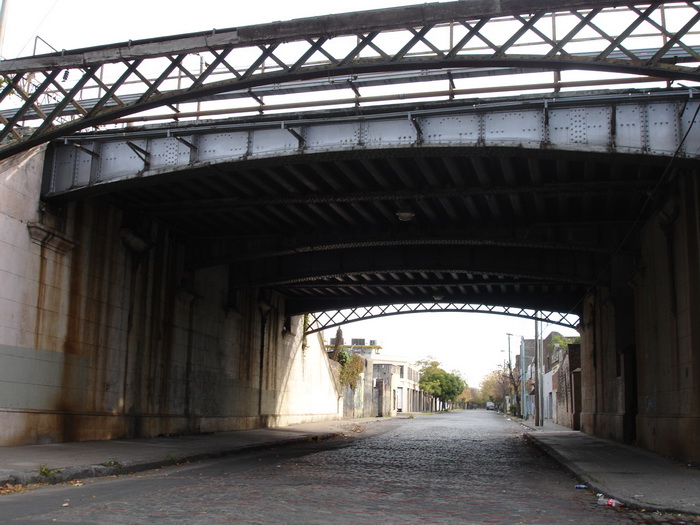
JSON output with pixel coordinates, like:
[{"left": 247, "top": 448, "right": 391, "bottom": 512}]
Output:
[
  {"left": 520, "top": 336, "right": 527, "bottom": 420},
  {"left": 506, "top": 333, "right": 515, "bottom": 416},
  {"left": 534, "top": 314, "right": 542, "bottom": 426}
]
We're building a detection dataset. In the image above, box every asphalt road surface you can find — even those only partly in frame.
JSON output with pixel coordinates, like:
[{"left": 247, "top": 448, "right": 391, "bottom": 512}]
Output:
[{"left": 1, "top": 410, "right": 698, "bottom": 524}]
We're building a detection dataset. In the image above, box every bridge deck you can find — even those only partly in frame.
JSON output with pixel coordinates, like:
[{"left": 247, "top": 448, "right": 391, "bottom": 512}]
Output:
[{"left": 40, "top": 89, "right": 699, "bottom": 321}]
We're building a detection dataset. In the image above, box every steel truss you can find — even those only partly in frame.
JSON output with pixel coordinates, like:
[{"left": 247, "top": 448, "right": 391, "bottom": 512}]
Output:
[
  {"left": 1, "top": 1, "right": 700, "bottom": 159},
  {"left": 305, "top": 303, "right": 579, "bottom": 334}
]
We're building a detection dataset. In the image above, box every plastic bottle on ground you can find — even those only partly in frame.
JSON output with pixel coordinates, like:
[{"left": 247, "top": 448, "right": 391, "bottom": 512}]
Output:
[{"left": 596, "top": 494, "right": 623, "bottom": 507}]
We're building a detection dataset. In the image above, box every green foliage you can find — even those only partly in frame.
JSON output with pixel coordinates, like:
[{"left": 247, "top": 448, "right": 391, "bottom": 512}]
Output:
[
  {"left": 99, "top": 459, "right": 122, "bottom": 468},
  {"left": 329, "top": 328, "right": 363, "bottom": 390},
  {"left": 416, "top": 357, "right": 466, "bottom": 405},
  {"left": 339, "top": 354, "right": 364, "bottom": 390},
  {"left": 38, "top": 464, "right": 62, "bottom": 477},
  {"left": 549, "top": 333, "right": 580, "bottom": 349},
  {"left": 337, "top": 347, "right": 351, "bottom": 366},
  {"left": 415, "top": 356, "right": 441, "bottom": 373}
]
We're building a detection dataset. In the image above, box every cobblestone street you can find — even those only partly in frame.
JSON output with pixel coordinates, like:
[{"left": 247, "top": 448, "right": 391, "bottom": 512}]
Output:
[{"left": 1, "top": 410, "right": 699, "bottom": 524}]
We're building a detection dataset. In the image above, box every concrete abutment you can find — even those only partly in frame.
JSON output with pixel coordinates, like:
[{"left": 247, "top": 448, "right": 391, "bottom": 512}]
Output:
[
  {"left": 0, "top": 147, "right": 341, "bottom": 445},
  {"left": 579, "top": 170, "right": 700, "bottom": 463}
]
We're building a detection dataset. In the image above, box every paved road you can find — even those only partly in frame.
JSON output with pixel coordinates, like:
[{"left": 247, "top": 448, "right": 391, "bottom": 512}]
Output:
[{"left": 1, "top": 411, "right": 698, "bottom": 524}]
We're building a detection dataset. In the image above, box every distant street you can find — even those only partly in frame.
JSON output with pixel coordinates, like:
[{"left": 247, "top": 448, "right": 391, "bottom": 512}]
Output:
[{"left": 0, "top": 411, "right": 697, "bottom": 524}]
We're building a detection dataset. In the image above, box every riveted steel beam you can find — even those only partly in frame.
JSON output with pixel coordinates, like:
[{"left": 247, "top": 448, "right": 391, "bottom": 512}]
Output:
[{"left": 43, "top": 91, "right": 700, "bottom": 199}]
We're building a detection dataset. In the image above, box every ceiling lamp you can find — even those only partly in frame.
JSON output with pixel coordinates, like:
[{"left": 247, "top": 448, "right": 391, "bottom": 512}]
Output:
[{"left": 396, "top": 210, "right": 415, "bottom": 222}]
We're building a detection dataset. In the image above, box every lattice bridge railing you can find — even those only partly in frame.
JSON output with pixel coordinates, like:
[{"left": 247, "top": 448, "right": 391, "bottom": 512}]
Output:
[
  {"left": 1, "top": 1, "right": 700, "bottom": 159},
  {"left": 305, "top": 303, "right": 580, "bottom": 334}
]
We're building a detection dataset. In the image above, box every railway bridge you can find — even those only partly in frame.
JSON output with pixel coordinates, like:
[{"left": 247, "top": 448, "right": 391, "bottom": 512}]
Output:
[{"left": 1, "top": 1, "right": 699, "bottom": 462}]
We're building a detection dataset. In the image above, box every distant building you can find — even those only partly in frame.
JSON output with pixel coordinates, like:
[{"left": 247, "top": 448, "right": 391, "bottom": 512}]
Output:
[
  {"left": 556, "top": 343, "right": 582, "bottom": 429},
  {"left": 371, "top": 354, "right": 429, "bottom": 414},
  {"left": 325, "top": 336, "right": 433, "bottom": 416},
  {"left": 326, "top": 338, "right": 382, "bottom": 356},
  {"left": 516, "top": 332, "right": 581, "bottom": 428}
]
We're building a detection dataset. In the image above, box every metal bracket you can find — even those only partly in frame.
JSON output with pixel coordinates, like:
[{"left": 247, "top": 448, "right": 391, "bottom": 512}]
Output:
[
  {"left": 409, "top": 114, "right": 423, "bottom": 145},
  {"left": 248, "top": 89, "right": 265, "bottom": 112},
  {"left": 71, "top": 143, "right": 100, "bottom": 158},
  {"left": 447, "top": 71, "right": 455, "bottom": 100},
  {"left": 283, "top": 124, "right": 306, "bottom": 150},
  {"left": 175, "top": 136, "right": 198, "bottom": 151},
  {"left": 609, "top": 104, "right": 617, "bottom": 151},
  {"left": 348, "top": 80, "right": 361, "bottom": 106},
  {"left": 126, "top": 141, "right": 150, "bottom": 170}
]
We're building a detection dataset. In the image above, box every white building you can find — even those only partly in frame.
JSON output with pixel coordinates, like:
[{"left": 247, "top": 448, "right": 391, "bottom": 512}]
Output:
[{"left": 371, "top": 354, "right": 427, "bottom": 414}]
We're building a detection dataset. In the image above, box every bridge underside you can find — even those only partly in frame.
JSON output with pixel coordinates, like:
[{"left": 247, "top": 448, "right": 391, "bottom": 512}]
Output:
[
  {"left": 2, "top": 0, "right": 700, "bottom": 463},
  {"left": 43, "top": 95, "right": 692, "bottom": 325}
]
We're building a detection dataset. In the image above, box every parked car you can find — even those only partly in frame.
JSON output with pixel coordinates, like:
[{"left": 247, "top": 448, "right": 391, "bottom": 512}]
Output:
[{"left": 486, "top": 401, "right": 496, "bottom": 411}]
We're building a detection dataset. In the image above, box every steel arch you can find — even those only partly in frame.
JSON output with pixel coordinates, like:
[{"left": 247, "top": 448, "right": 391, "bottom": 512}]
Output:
[
  {"left": 1, "top": 1, "right": 700, "bottom": 159},
  {"left": 304, "top": 303, "right": 580, "bottom": 334}
]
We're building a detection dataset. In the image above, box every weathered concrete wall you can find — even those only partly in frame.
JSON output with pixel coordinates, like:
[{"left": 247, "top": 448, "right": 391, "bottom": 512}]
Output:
[
  {"left": 0, "top": 147, "right": 341, "bottom": 445},
  {"left": 579, "top": 286, "right": 627, "bottom": 443},
  {"left": 631, "top": 174, "right": 700, "bottom": 463},
  {"left": 580, "top": 170, "right": 700, "bottom": 463},
  {"left": 373, "top": 363, "right": 400, "bottom": 417},
  {"left": 341, "top": 356, "right": 373, "bottom": 419}
]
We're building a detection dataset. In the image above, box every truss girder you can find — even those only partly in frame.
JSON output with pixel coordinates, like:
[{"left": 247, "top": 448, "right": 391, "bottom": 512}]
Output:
[
  {"left": 189, "top": 227, "right": 616, "bottom": 268},
  {"left": 2, "top": 1, "right": 700, "bottom": 159},
  {"left": 305, "top": 303, "right": 580, "bottom": 334},
  {"left": 230, "top": 244, "right": 599, "bottom": 290},
  {"left": 43, "top": 91, "right": 700, "bottom": 198}
]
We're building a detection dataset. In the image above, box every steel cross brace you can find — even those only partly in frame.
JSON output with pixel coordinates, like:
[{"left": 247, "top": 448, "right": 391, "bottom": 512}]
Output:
[
  {"left": 304, "top": 303, "right": 580, "bottom": 334},
  {"left": 1, "top": 1, "right": 699, "bottom": 159}
]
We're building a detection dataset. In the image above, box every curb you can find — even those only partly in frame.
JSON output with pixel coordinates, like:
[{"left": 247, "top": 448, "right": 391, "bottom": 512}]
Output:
[
  {"left": 523, "top": 433, "right": 700, "bottom": 517},
  {"left": 0, "top": 431, "right": 342, "bottom": 487}
]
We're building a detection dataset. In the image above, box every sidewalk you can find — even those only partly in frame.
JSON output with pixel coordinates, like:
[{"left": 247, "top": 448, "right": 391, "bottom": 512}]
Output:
[
  {"left": 521, "top": 418, "right": 700, "bottom": 516},
  {"left": 0, "top": 418, "right": 377, "bottom": 487}
]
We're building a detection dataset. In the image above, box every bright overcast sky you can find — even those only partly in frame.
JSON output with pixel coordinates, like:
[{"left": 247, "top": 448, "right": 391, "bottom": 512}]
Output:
[
  {"left": 2, "top": 0, "right": 454, "bottom": 58},
  {"left": 1, "top": 0, "right": 581, "bottom": 387}
]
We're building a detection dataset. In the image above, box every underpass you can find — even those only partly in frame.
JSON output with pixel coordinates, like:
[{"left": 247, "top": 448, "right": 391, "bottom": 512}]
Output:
[{"left": 0, "top": 0, "right": 699, "bottom": 467}]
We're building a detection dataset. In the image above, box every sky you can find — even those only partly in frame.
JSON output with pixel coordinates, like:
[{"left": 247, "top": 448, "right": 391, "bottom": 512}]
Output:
[
  {"left": 321, "top": 313, "right": 578, "bottom": 388},
  {"left": 1, "top": 0, "right": 581, "bottom": 387},
  {"left": 1, "top": 0, "right": 452, "bottom": 59}
]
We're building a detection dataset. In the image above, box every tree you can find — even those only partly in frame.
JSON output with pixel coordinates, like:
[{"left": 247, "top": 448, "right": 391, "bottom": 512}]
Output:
[
  {"left": 330, "top": 327, "right": 344, "bottom": 361},
  {"left": 416, "top": 357, "right": 466, "bottom": 408},
  {"left": 456, "top": 385, "right": 481, "bottom": 408},
  {"left": 549, "top": 333, "right": 580, "bottom": 349},
  {"left": 328, "top": 328, "right": 364, "bottom": 390},
  {"left": 338, "top": 353, "right": 364, "bottom": 389},
  {"left": 503, "top": 361, "right": 521, "bottom": 412},
  {"left": 479, "top": 369, "right": 510, "bottom": 406}
]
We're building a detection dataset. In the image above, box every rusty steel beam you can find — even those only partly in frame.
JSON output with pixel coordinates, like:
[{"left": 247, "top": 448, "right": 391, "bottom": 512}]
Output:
[
  {"left": 0, "top": 1, "right": 669, "bottom": 71},
  {"left": 1, "top": 1, "right": 699, "bottom": 160}
]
